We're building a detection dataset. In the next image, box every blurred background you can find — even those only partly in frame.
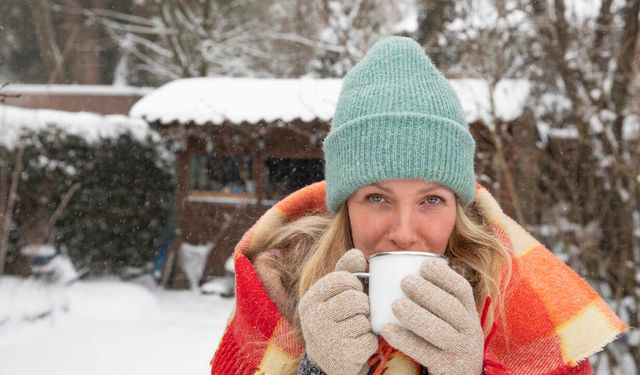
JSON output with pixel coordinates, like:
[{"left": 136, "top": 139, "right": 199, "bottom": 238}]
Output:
[{"left": 0, "top": 0, "right": 639, "bottom": 373}]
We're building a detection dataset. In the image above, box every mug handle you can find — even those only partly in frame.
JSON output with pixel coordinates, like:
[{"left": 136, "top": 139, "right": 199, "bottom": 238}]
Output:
[{"left": 352, "top": 272, "right": 369, "bottom": 294}]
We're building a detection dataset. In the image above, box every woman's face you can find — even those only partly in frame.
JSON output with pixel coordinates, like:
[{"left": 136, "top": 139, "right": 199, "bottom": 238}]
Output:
[{"left": 346, "top": 179, "right": 457, "bottom": 257}]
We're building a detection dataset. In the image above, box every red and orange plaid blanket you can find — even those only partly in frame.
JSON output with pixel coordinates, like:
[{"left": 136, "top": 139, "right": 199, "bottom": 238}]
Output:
[{"left": 210, "top": 182, "right": 627, "bottom": 374}]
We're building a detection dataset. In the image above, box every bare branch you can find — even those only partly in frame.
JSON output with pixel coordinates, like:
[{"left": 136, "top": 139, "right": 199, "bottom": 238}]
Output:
[
  {"left": 48, "top": 24, "right": 81, "bottom": 84},
  {"left": 45, "top": 183, "right": 81, "bottom": 244},
  {"left": 262, "top": 31, "right": 345, "bottom": 53},
  {"left": 592, "top": 0, "right": 614, "bottom": 67},
  {"left": 80, "top": 7, "right": 163, "bottom": 29}
]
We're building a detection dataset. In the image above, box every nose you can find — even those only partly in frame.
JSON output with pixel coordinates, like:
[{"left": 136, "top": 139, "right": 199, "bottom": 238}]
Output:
[{"left": 387, "top": 207, "right": 418, "bottom": 250}]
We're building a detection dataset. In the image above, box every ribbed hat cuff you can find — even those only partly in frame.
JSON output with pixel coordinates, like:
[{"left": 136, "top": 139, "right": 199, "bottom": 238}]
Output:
[{"left": 323, "top": 113, "right": 476, "bottom": 212}]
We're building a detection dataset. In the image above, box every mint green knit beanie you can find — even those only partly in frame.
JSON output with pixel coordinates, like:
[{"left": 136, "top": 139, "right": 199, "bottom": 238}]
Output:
[{"left": 323, "top": 36, "right": 476, "bottom": 212}]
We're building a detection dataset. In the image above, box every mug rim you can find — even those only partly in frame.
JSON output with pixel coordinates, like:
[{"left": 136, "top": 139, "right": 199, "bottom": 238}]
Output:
[{"left": 369, "top": 251, "right": 448, "bottom": 260}]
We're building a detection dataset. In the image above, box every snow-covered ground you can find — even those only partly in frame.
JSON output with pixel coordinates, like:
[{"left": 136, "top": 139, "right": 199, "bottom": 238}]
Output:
[
  {"left": 0, "top": 276, "right": 234, "bottom": 375},
  {"left": 1, "top": 274, "right": 635, "bottom": 374}
]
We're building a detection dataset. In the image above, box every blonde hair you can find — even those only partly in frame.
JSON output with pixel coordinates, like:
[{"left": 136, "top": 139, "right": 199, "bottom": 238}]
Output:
[{"left": 256, "top": 200, "right": 512, "bottom": 373}]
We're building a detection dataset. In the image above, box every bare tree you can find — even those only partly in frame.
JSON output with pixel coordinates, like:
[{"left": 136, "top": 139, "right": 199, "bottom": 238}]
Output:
[
  {"left": 438, "top": 0, "right": 640, "bottom": 370},
  {"left": 86, "top": 0, "right": 282, "bottom": 82},
  {"left": 88, "top": 0, "right": 403, "bottom": 82},
  {"left": 299, "top": 0, "right": 402, "bottom": 77}
]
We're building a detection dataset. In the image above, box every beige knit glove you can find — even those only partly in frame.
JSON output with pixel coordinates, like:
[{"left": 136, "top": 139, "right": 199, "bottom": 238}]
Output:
[
  {"left": 298, "top": 249, "right": 378, "bottom": 375},
  {"left": 381, "top": 259, "right": 484, "bottom": 375}
]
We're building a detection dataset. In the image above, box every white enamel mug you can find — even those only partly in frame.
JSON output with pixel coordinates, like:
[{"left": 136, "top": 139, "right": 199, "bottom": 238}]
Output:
[{"left": 354, "top": 251, "right": 449, "bottom": 334}]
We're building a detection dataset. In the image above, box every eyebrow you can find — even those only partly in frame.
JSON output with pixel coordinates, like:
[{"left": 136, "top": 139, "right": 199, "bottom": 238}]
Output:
[{"left": 369, "top": 182, "right": 443, "bottom": 195}]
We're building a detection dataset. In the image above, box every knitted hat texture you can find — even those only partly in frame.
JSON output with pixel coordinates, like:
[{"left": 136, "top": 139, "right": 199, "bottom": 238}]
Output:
[{"left": 323, "top": 36, "right": 476, "bottom": 212}]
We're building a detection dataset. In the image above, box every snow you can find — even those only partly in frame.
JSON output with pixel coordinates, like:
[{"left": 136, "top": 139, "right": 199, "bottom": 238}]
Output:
[
  {"left": 393, "top": 0, "right": 418, "bottom": 33},
  {"left": 131, "top": 77, "right": 343, "bottom": 125},
  {"left": 20, "top": 245, "right": 56, "bottom": 257},
  {"left": 130, "top": 77, "right": 530, "bottom": 126},
  {"left": 1, "top": 84, "right": 152, "bottom": 96},
  {"left": 224, "top": 256, "right": 234, "bottom": 274},
  {"left": 200, "top": 277, "right": 233, "bottom": 296},
  {"left": 201, "top": 256, "right": 235, "bottom": 296},
  {"left": 450, "top": 79, "right": 531, "bottom": 123},
  {"left": 445, "top": 0, "right": 529, "bottom": 35},
  {"left": 35, "top": 255, "right": 81, "bottom": 285},
  {"left": 445, "top": 0, "right": 621, "bottom": 31},
  {"left": 179, "top": 243, "right": 213, "bottom": 290},
  {"left": 563, "top": 0, "right": 629, "bottom": 24},
  {"left": 536, "top": 112, "right": 639, "bottom": 145},
  {"left": 0, "top": 275, "right": 234, "bottom": 375},
  {"left": 564, "top": 0, "right": 602, "bottom": 22},
  {"left": 0, "top": 105, "right": 153, "bottom": 149},
  {"left": 623, "top": 114, "right": 639, "bottom": 140},
  {"left": 549, "top": 127, "right": 580, "bottom": 139},
  {"left": 536, "top": 122, "right": 582, "bottom": 146}
]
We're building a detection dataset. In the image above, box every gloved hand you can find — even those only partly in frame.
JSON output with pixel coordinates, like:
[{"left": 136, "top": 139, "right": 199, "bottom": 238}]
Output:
[
  {"left": 381, "top": 259, "right": 484, "bottom": 375},
  {"left": 298, "top": 249, "right": 378, "bottom": 375}
]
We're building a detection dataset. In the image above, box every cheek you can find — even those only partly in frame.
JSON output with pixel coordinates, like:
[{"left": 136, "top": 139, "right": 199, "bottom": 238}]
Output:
[
  {"left": 423, "top": 209, "right": 456, "bottom": 250},
  {"left": 348, "top": 208, "right": 386, "bottom": 253}
]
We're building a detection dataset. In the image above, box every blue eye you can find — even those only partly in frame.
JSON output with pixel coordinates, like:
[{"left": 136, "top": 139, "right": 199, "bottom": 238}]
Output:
[
  {"left": 366, "top": 194, "right": 386, "bottom": 204},
  {"left": 426, "top": 196, "right": 442, "bottom": 205}
]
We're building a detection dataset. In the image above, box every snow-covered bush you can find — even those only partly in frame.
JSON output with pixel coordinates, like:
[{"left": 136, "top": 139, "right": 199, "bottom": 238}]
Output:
[{"left": 1, "top": 121, "right": 174, "bottom": 276}]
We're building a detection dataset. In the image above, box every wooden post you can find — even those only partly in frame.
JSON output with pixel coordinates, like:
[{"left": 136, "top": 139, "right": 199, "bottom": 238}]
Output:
[
  {"left": 0, "top": 141, "right": 26, "bottom": 275},
  {"left": 160, "top": 127, "right": 191, "bottom": 287}
]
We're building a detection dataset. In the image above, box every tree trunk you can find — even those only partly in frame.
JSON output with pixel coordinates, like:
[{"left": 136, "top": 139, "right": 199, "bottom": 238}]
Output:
[
  {"left": 27, "top": 0, "right": 62, "bottom": 81},
  {"left": 611, "top": 0, "right": 640, "bottom": 144},
  {"left": 415, "top": 0, "right": 452, "bottom": 67}
]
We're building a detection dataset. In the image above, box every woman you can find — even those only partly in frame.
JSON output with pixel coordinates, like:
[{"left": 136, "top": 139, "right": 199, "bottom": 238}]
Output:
[{"left": 210, "top": 37, "right": 626, "bottom": 374}]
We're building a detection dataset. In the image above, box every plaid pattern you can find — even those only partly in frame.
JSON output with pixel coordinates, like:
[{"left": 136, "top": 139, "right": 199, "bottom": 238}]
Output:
[{"left": 210, "top": 181, "right": 627, "bottom": 374}]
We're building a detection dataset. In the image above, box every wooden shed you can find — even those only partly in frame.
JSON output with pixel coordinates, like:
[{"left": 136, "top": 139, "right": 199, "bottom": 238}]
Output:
[{"left": 130, "top": 77, "right": 530, "bottom": 289}]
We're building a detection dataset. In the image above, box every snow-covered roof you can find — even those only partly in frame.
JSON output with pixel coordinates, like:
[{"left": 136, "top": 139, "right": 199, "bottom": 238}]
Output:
[
  {"left": 0, "top": 105, "right": 152, "bottom": 149},
  {"left": 2, "top": 84, "right": 152, "bottom": 96},
  {"left": 130, "top": 77, "right": 530, "bottom": 126},
  {"left": 130, "top": 78, "right": 343, "bottom": 125}
]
